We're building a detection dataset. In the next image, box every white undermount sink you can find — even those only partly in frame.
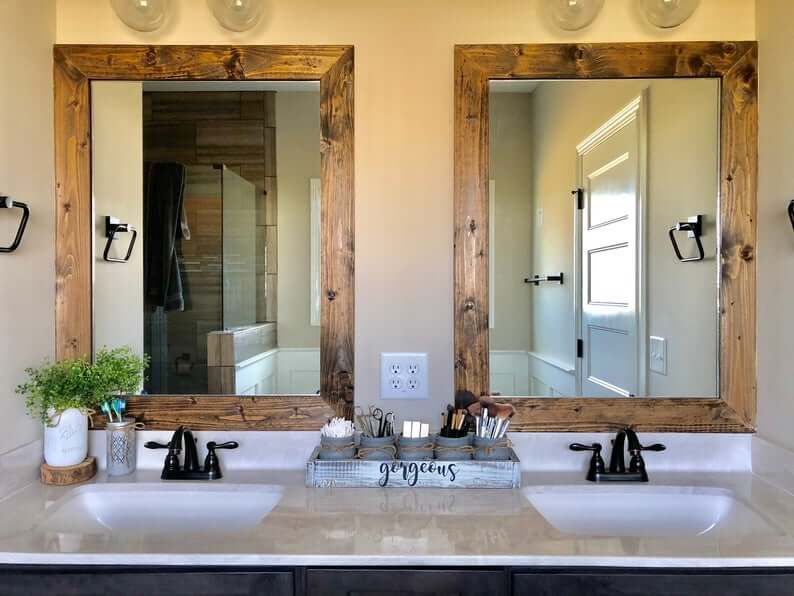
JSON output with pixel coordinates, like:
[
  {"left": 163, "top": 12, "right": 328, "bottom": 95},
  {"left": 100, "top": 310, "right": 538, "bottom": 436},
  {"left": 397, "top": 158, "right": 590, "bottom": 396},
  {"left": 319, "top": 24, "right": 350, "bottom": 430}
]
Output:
[
  {"left": 524, "top": 485, "right": 775, "bottom": 538},
  {"left": 41, "top": 483, "right": 283, "bottom": 534}
]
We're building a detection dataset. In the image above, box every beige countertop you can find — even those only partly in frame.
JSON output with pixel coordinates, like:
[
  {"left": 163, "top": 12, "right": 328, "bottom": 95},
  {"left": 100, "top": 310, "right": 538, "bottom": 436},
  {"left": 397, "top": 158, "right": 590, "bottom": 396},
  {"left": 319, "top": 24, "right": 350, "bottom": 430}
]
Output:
[{"left": 1, "top": 468, "right": 794, "bottom": 567}]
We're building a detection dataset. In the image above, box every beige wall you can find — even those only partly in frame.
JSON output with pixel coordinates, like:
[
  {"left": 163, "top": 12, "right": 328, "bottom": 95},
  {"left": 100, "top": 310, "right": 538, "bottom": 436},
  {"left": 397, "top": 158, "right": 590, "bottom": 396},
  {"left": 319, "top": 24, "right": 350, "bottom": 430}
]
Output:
[
  {"left": 528, "top": 79, "right": 719, "bottom": 397},
  {"left": 276, "top": 91, "right": 321, "bottom": 349},
  {"left": 53, "top": 0, "right": 755, "bottom": 421},
  {"left": 92, "top": 82, "right": 144, "bottom": 356},
  {"left": 489, "top": 93, "right": 533, "bottom": 352},
  {"left": 757, "top": 1, "right": 794, "bottom": 448},
  {"left": 0, "top": 1, "right": 55, "bottom": 455}
]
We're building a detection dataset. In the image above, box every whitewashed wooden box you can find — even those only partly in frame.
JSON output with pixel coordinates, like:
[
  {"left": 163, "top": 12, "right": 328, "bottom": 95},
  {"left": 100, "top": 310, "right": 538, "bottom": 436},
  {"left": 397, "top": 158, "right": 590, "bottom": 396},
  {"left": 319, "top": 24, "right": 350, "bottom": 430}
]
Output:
[{"left": 305, "top": 447, "right": 521, "bottom": 489}]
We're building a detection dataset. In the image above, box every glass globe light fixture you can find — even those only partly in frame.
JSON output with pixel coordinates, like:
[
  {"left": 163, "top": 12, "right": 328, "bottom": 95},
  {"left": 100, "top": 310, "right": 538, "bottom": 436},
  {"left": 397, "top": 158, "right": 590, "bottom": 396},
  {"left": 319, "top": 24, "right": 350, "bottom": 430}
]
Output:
[
  {"left": 548, "top": 0, "right": 605, "bottom": 31},
  {"left": 639, "top": 0, "right": 701, "bottom": 28},
  {"left": 207, "top": 0, "right": 265, "bottom": 32},
  {"left": 110, "top": 0, "right": 169, "bottom": 32}
]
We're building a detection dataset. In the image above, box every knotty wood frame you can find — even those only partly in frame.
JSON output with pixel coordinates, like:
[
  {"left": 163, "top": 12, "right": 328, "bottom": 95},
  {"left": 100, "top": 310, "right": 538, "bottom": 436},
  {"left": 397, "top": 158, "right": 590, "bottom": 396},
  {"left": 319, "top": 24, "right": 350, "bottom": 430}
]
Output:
[
  {"left": 454, "top": 42, "right": 757, "bottom": 432},
  {"left": 54, "top": 45, "right": 354, "bottom": 430}
]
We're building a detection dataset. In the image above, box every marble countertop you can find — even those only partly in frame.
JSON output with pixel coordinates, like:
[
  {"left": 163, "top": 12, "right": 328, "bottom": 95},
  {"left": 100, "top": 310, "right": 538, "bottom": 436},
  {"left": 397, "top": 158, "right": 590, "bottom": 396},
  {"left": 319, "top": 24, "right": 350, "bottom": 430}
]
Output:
[{"left": 1, "top": 468, "right": 794, "bottom": 567}]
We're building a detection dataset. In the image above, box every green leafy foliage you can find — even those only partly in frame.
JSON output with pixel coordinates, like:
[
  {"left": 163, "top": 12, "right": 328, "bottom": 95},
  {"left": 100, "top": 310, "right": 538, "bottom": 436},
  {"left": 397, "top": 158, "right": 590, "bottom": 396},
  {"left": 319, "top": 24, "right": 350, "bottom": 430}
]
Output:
[
  {"left": 15, "top": 347, "right": 149, "bottom": 424},
  {"left": 92, "top": 347, "right": 149, "bottom": 398}
]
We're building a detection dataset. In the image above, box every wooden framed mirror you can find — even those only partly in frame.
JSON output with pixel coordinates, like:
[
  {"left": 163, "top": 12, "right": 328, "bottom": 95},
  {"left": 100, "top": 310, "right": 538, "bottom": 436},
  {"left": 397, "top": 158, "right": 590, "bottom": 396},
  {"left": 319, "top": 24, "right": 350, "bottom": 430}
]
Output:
[
  {"left": 54, "top": 45, "right": 354, "bottom": 430},
  {"left": 454, "top": 42, "right": 757, "bottom": 432}
]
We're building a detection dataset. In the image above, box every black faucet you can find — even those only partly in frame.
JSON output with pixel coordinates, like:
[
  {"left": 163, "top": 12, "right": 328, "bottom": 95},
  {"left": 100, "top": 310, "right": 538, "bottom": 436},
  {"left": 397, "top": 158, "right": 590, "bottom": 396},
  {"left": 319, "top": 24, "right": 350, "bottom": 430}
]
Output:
[
  {"left": 570, "top": 427, "right": 665, "bottom": 482},
  {"left": 145, "top": 426, "right": 239, "bottom": 480}
]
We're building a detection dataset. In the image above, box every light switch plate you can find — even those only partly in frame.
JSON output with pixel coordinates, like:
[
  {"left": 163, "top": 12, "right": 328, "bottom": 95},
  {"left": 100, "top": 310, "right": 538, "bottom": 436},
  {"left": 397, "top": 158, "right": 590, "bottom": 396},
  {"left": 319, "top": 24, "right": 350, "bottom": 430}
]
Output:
[
  {"left": 381, "top": 353, "right": 429, "bottom": 399},
  {"left": 650, "top": 336, "right": 667, "bottom": 375}
]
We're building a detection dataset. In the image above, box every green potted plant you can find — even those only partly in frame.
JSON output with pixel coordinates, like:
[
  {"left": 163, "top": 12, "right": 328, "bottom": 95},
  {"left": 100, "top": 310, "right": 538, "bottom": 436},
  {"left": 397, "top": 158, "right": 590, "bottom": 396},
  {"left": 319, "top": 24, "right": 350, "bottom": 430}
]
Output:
[{"left": 16, "top": 346, "right": 148, "bottom": 468}]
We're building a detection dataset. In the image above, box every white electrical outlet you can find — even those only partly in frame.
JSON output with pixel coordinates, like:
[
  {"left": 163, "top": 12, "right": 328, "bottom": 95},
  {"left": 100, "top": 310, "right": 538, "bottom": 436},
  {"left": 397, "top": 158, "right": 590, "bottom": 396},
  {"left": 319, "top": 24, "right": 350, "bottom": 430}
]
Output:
[
  {"left": 381, "top": 353, "right": 429, "bottom": 400},
  {"left": 650, "top": 336, "right": 667, "bottom": 375}
]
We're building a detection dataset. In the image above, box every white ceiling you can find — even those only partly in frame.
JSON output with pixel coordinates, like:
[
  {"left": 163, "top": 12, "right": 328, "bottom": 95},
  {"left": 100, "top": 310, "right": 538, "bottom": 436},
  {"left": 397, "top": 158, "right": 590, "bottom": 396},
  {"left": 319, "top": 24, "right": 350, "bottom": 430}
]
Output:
[{"left": 142, "top": 81, "right": 320, "bottom": 92}]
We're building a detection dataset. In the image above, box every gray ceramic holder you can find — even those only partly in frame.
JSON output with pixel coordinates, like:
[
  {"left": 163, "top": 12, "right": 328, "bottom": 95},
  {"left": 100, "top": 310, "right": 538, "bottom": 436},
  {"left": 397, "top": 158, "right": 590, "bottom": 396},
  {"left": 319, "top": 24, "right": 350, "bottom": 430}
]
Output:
[
  {"left": 357, "top": 435, "right": 396, "bottom": 461},
  {"left": 434, "top": 433, "right": 473, "bottom": 461},
  {"left": 318, "top": 435, "right": 356, "bottom": 460},
  {"left": 106, "top": 418, "right": 138, "bottom": 476},
  {"left": 397, "top": 434, "right": 436, "bottom": 461},
  {"left": 473, "top": 436, "right": 511, "bottom": 461}
]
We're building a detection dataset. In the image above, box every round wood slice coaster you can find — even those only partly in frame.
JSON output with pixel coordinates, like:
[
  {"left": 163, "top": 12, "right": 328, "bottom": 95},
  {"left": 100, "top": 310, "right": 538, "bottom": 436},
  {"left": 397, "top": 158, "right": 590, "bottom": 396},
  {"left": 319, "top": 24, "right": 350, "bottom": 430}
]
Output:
[{"left": 40, "top": 457, "right": 97, "bottom": 486}]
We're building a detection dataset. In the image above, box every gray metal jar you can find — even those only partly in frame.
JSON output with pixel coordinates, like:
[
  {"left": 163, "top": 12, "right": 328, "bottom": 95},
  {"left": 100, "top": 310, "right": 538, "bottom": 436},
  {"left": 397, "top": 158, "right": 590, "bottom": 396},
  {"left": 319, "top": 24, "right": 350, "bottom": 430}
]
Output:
[
  {"left": 318, "top": 435, "right": 356, "bottom": 460},
  {"left": 396, "top": 434, "right": 436, "bottom": 461},
  {"left": 434, "top": 433, "right": 473, "bottom": 461},
  {"left": 473, "top": 436, "right": 511, "bottom": 461},
  {"left": 358, "top": 435, "right": 396, "bottom": 461}
]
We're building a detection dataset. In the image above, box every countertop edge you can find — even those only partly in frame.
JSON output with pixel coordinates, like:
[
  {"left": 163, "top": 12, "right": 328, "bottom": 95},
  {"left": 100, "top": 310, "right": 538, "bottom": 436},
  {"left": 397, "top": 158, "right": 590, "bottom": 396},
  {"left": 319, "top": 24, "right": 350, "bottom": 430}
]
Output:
[{"left": 2, "top": 554, "right": 794, "bottom": 568}]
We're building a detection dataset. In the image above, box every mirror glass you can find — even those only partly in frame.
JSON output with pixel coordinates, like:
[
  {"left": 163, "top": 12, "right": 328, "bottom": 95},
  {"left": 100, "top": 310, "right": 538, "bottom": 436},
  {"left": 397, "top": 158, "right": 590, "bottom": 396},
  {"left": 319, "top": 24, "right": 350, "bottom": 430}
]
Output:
[
  {"left": 92, "top": 80, "right": 322, "bottom": 396},
  {"left": 488, "top": 79, "right": 720, "bottom": 398}
]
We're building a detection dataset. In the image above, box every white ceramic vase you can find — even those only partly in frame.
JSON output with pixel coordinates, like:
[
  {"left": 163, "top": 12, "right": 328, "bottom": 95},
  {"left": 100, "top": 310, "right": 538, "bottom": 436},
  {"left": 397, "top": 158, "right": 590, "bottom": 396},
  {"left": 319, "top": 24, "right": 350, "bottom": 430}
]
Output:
[{"left": 43, "top": 408, "right": 88, "bottom": 467}]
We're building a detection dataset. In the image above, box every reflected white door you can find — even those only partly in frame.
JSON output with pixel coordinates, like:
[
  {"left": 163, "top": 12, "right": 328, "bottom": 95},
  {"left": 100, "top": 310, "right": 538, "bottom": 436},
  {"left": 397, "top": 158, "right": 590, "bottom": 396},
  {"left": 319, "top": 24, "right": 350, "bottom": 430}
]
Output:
[{"left": 577, "top": 95, "right": 646, "bottom": 397}]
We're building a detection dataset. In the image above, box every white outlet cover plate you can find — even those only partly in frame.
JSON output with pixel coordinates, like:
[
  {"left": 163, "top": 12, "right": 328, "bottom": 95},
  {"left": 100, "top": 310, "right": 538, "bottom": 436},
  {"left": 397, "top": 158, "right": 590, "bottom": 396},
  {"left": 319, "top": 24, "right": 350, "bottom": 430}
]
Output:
[{"left": 380, "top": 353, "right": 429, "bottom": 400}]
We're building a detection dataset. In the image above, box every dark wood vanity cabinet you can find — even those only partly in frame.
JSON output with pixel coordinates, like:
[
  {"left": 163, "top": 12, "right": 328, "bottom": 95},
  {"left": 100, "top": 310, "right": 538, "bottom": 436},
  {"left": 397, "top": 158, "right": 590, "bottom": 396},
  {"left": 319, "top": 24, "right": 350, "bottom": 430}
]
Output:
[
  {"left": 512, "top": 569, "right": 794, "bottom": 596},
  {"left": 305, "top": 568, "right": 507, "bottom": 596},
  {"left": 4, "top": 566, "right": 794, "bottom": 596},
  {"left": 0, "top": 567, "right": 295, "bottom": 596}
]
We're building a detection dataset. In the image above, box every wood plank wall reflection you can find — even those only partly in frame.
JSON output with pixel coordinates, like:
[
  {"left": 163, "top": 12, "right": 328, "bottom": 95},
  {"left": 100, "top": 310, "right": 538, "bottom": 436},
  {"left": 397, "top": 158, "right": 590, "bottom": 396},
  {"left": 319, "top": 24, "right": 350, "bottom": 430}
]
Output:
[{"left": 143, "top": 90, "right": 278, "bottom": 328}]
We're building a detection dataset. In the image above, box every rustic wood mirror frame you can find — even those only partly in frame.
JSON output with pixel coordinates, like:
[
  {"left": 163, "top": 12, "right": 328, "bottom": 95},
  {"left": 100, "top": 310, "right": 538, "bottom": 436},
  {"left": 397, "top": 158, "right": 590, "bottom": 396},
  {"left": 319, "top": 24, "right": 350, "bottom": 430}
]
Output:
[
  {"left": 54, "top": 45, "right": 354, "bottom": 430},
  {"left": 454, "top": 42, "right": 757, "bottom": 432}
]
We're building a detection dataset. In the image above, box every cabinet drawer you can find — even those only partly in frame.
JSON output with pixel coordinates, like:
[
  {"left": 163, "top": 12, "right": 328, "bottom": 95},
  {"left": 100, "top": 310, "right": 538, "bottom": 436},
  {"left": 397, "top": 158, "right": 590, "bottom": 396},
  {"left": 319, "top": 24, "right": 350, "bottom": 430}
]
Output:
[
  {"left": 0, "top": 568, "right": 294, "bottom": 596},
  {"left": 513, "top": 570, "right": 794, "bottom": 596},
  {"left": 307, "top": 568, "right": 507, "bottom": 596}
]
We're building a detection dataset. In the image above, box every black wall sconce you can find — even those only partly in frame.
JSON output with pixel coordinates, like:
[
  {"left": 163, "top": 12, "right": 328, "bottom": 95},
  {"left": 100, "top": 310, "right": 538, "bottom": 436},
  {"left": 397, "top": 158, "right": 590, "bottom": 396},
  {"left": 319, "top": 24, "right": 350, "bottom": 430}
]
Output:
[
  {"left": 669, "top": 215, "right": 704, "bottom": 262},
  {"left": 104, "top": 216, "right": 138, "bottom": 263},
  {"left": 0, "top": 196, "right": 30, "bottom": 254}
]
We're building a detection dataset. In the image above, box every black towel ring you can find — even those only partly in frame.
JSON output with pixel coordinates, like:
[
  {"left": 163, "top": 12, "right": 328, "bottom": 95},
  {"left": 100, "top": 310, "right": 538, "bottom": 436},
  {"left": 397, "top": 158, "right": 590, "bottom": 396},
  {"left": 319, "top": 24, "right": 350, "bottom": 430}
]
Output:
[
  {"left": 669, "top": 215, "right": 705, "bottom": 263},
  {"left": 0, "top": 196, "right": 30, "bottom": 254},
  {"left": 104, "top": 216, "right": 138, "bottom": 263},
  {"left": 788, "top": 200, "right": 794, "bottom": 232}
]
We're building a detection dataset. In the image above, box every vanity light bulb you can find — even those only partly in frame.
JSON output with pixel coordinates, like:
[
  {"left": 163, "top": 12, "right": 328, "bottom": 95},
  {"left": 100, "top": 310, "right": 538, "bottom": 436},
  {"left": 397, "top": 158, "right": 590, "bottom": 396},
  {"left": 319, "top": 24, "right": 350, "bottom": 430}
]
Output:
[
  {"left": 639, "top": 0, "right": 700, "bottom": 28},
  {"left": 547, "top": 0, "right": 605, "bottom": 31},
  {"left": 207, "top": 0, "right": 265, "bottom": 32},
  {"left": 110, "top": 0, "right": 169, "bottom": 32}
]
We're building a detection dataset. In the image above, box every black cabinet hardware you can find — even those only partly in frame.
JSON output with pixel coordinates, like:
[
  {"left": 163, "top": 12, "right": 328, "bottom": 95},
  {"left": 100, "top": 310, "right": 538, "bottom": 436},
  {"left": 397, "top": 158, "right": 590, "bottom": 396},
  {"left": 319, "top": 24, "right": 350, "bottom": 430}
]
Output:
[
  {"left": 103, "top": 216, "right": 138, "bottom": 263},
  {"left": 525, "top": 273, "right": 564, "bottom": 286},
  {"left": 669, "top": 215, "right": 704, "bottom": 262},
  {"left": 0, "top": 196, "right": 30, "bottom": 253}
]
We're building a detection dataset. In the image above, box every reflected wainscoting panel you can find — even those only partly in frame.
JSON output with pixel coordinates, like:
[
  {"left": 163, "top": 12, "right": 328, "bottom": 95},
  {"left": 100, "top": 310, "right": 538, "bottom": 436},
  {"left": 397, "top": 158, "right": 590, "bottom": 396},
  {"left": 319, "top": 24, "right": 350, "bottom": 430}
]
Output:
[{"left": 490, "top": 351, "right": 575, "bottom": 397}]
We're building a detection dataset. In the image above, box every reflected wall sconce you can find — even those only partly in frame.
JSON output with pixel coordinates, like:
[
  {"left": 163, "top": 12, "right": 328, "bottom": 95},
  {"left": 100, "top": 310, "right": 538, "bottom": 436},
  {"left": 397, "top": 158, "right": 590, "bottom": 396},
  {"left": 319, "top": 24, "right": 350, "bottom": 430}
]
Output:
[
  {"left": 207, "top": 0, "right": 265, "bottom": 32},
  {"left": 547, "top": 0, "right": 605, "bottom": 31},
  {"left": 639, "top": 0, "right": 700, "bottom": 28},
  {"left": 110, "top": 0, "right": 170, "bottom": 32}
]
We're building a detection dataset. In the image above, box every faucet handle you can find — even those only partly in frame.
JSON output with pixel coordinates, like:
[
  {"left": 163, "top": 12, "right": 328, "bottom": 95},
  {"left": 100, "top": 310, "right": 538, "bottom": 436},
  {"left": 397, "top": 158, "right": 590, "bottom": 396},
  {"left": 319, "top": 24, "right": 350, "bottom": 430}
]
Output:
[
  {"left": 570, "top": 443, "right": 605, "bottom": 481},
  {"left": 638, "top": 443, "right": 666, "bottom": 452},
  {"left": 144, "top": 441, "right": 170, "bottom": 449},
  {"left": 570, "top": 442, "right": 602, "bottom": 453},
  {"left": 208, "top": 441, "right": 239, "bottom": 450}
]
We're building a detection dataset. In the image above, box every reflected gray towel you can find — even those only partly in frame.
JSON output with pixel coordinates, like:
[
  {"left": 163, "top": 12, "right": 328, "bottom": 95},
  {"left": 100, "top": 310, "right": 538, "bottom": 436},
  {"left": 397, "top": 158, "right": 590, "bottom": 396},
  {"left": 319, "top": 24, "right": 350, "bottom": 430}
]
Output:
[{"left": 144, "top": 162, "right": 186, "bottom": 311}]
